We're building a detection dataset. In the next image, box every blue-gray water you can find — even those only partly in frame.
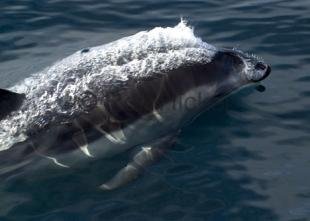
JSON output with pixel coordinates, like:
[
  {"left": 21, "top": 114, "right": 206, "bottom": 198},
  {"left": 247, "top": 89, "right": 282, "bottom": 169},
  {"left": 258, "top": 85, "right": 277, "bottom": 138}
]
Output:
[{"left": 0, "top": 0, "right": 309, "bottom": 220}]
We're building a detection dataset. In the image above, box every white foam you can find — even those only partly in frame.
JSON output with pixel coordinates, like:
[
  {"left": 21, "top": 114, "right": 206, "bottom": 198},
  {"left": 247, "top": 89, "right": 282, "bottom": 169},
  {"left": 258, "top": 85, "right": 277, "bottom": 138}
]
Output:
[{"left": 0, "top": 21, "right": 217, "bottom": 151}]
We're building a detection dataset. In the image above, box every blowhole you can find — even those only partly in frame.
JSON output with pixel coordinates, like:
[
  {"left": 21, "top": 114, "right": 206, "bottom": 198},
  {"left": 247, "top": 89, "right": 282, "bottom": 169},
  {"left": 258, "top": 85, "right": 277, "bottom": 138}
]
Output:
[{"left": 81, "top": 48, "right": 90, "bottom": 54}]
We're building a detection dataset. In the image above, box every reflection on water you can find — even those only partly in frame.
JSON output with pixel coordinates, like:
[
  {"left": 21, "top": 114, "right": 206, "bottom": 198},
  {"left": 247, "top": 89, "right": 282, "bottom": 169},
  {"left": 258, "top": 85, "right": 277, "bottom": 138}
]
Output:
[{"left": 1, "top": 0, "right": 310, "bottom": 220}]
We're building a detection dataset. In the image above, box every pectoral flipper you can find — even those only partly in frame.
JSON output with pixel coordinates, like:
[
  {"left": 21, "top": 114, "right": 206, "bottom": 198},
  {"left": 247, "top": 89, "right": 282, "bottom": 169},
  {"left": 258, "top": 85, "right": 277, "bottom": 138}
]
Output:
[{"left": 100, "top": 135, "right": 176, "bottom": 190}]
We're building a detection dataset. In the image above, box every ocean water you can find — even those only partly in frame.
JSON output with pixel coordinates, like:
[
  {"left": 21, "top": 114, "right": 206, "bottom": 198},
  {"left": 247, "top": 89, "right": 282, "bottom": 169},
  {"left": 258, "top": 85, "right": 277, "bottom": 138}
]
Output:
[{"left": 0, "top": 0, "right": 309, "bottom": 221}]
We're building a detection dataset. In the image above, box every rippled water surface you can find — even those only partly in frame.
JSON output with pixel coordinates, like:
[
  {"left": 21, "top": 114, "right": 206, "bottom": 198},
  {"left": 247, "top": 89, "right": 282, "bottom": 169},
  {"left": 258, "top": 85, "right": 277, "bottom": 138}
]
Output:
[{"left": 1, "top": 0, "right": 310, "bottom": 220}]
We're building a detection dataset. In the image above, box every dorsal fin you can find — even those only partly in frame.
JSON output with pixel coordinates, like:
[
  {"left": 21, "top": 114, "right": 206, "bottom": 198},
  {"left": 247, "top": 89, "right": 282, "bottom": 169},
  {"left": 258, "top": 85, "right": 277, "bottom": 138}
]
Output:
[{"left": 0, "top": 88, "right": 25, "bottom": 120}]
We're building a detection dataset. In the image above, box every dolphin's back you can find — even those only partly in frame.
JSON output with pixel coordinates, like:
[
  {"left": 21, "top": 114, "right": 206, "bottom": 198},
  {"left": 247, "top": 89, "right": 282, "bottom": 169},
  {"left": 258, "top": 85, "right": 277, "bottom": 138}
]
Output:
[{"left": 0, "top": 21, "right": 216, "bottom": 152}]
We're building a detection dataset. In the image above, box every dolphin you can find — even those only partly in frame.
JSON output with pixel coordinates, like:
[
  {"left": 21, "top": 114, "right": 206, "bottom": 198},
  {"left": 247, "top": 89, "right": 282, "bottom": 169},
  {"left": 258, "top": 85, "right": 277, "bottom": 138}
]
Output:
[{"left": 0, "top": 21, "right": 271, "bottom": 190}]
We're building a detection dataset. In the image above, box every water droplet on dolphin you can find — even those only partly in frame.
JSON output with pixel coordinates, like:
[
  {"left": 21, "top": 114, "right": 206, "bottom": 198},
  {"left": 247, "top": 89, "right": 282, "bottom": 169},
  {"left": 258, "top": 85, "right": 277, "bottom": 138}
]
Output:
[{"left": 255, "top": 84, "right": 266, "bottom": 92}]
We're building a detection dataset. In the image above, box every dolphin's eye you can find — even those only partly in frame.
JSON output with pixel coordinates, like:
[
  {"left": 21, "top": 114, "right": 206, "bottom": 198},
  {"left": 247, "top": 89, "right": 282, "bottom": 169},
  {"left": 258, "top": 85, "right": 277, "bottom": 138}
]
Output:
[
  {"left": 214, "top": 51, "right": 245, "bottom": 71},
  {"left": 224, "top": 52, "right": 244, "bottom": 66}
]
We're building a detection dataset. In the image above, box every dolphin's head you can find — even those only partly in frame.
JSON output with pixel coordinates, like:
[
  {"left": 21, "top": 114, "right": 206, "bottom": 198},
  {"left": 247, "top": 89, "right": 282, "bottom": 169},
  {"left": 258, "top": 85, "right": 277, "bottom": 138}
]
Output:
[
  {"left": 201, "top": 48, "right": 271, "bottom": 98},
  {"left": 231, "top": 49, "right": 271, "bottom": 84},
  {"left": 212, "top": 48, "right": 271, "bottom": 85}
]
